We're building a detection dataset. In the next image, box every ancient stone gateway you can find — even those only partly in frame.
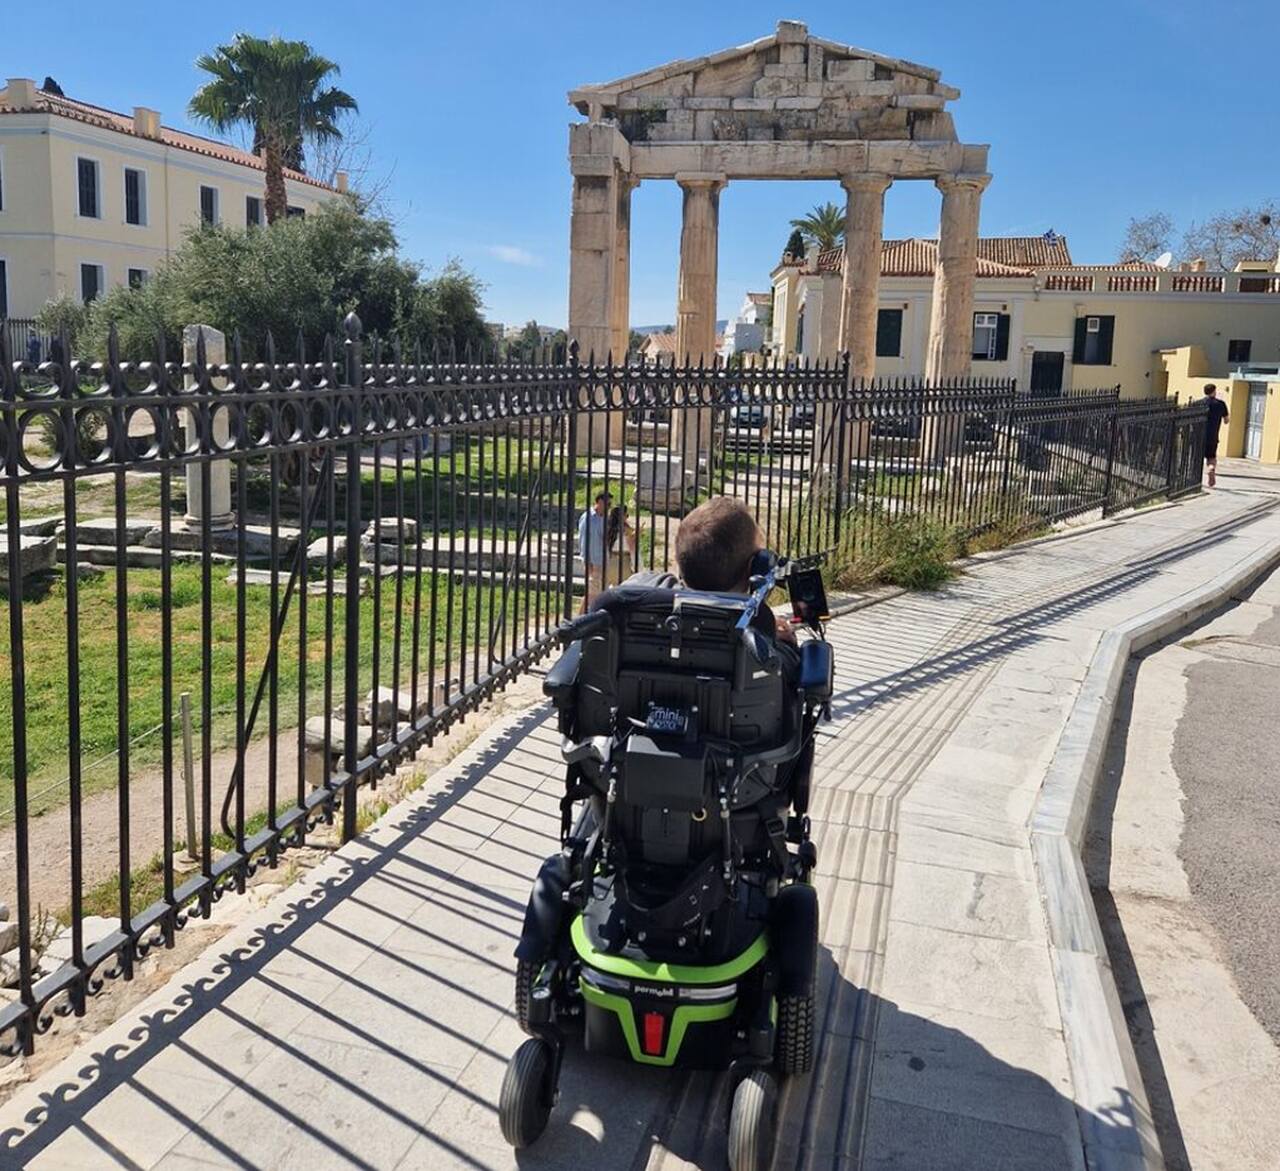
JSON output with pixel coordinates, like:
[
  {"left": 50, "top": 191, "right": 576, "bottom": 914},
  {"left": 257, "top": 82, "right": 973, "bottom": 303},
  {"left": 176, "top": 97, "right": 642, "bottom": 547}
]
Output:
[{"left": 567, "top": 19, "right": 991, "bottom": 398}]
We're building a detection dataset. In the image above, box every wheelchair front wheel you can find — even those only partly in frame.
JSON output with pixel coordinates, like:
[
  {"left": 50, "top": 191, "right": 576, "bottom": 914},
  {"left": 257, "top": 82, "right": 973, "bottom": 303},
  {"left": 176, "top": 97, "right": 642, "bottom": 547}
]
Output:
[
  {"left": 499, "top": 1038, "right": 555, "bottom": 1148},
  {"left": 727, "top": 1068, "right": 778, "bottom": 1171}
]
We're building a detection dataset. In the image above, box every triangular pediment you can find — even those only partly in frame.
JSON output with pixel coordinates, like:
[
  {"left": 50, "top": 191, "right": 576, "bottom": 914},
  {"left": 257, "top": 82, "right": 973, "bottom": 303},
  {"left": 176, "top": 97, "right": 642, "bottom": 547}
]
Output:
[{"left": 569, "top": 21, "right": 959, "bottom": 146}]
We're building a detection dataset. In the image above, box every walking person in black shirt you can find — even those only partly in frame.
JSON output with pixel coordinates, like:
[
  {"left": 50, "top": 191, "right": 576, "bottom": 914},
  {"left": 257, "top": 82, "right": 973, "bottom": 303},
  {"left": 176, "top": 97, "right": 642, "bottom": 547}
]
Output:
[{"left": 1202, "top": 384, "right": 1230, "bottom": 488}]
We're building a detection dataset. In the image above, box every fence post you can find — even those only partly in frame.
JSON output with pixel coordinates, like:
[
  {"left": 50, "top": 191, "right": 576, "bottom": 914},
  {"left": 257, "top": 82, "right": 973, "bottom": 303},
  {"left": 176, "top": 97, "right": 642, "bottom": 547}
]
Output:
[
  {"left": 341, "top": 312, "right": 363, "bottom": 844},
  {"left": 1101, "top": 409, "right": 1120, "bottom": 516},
  {"left": 563, "top": 342, "right": 580, "bottom": 621},
  {"left": 180, "top": 692, "right": 197, "bottom": 861},
  {"left": 833, "top": 353, "right": 850, "bottom": 546},
  {"left": 1163, "top": 402, "right": 1178, "bottom": 498},
  {"left": 999, "top": 382, "right": 1018, "bottom": 526}
]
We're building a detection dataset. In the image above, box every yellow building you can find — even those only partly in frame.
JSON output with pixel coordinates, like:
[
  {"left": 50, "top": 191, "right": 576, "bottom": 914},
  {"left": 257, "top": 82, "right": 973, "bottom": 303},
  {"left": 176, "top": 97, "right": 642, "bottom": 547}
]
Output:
[
  {"left": 771, "top": 237, "right": 1280, "bottom": 409},
  {"left": 1158, "top": 345, "right": 1280, "bottom": 464},
  {"left": 0, "top": 77, "right": 343, "bottom": 318}
]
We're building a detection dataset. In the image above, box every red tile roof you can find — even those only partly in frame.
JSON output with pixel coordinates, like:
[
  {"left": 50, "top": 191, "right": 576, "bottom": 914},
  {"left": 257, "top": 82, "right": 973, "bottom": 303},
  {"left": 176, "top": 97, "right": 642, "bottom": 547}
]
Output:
[
  {"left": 814, "top": 236, "right": 1076, "bottom": 279},
  {"left": 0, "top": 87, "right": 335, "bottom": 190},
  {"left": 643, "top": 331, "right": 678, "bottom": 355}
]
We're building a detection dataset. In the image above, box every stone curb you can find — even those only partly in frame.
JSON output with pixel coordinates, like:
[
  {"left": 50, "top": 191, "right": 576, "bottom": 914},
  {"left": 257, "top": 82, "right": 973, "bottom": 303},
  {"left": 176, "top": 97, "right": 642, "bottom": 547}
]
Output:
[{"left": 1030, "top": 525, "right": 1280, "bottom": 1171}]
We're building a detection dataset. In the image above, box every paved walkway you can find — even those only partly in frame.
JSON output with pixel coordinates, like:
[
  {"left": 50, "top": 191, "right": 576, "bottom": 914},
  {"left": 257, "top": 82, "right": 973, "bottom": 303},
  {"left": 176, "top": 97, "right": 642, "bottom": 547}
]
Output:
[{"left": 3, "top": 463, "right": 1280, "bottom": 1171}]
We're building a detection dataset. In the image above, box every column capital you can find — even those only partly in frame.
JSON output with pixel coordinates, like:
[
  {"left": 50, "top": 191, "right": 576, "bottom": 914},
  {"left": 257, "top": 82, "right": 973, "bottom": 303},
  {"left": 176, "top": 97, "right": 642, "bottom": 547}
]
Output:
[
  {"left": 840, "top": 172, "right": 892, "bottom": 196},
  {"left": 675, "top": 171, "right": 728, "bottom": 193},
  {"left": 935, "top": 172, "right": 992, "bottom": 196},
  {"left": 617, "top": 170, "right": 642, "bottom": 193}
]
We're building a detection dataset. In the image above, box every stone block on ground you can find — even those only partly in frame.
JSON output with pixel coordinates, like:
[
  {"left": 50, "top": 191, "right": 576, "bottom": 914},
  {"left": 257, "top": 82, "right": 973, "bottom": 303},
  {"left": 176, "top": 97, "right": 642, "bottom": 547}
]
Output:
[
  {"left": 360, "top": 686, "right": 430, "bottom": 728},
  {"left": 364, "top": 517, "right": 419, "bottom": 544},
  {"left": 71, "top": 519, "right": 155, "bottom": 546},
  {"left": 306, "top": 533, "right": 349, "bottom": 565},
  {"left": 304, "top": 716, "right": 374, "bottom": 759},
  {"left": 0, "top": 534, "right": 58, "bottom": 584},
  {"left": 41, "top": 916, "right": 120, "bottom": 970},
  {"left": 635, "top": 455, "right": 689, "bottom": 514}
]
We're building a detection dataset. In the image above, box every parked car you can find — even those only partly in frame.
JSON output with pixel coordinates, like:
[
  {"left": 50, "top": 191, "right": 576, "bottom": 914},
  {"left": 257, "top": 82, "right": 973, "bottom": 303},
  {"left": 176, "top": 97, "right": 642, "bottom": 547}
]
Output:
[{"left": 788, "top": 402, "right": 815, "bottom": 431}]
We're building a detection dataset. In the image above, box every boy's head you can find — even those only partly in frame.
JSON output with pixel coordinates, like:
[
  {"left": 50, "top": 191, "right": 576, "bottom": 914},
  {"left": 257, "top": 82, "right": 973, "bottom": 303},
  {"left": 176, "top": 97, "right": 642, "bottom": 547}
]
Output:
[
  {"left": 676, "top": 497, "right": 763, "bottom": 593},
  {"left": 1204, "top": 384, "right": 1217, "bottom": 398}
]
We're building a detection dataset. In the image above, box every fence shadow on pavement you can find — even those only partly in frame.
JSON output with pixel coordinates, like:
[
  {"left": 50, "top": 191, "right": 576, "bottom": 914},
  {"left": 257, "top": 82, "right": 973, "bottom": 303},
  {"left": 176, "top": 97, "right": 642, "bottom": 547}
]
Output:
[{"left": 0, "top": 702, "right": 553, "bottom": 1168}]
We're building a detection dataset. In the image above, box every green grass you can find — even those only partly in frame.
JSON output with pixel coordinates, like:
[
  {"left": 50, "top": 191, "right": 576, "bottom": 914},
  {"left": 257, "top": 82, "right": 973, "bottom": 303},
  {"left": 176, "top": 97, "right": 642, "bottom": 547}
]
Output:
[{"left": 0, "top": 562, "right": 561, "bottom": 820}]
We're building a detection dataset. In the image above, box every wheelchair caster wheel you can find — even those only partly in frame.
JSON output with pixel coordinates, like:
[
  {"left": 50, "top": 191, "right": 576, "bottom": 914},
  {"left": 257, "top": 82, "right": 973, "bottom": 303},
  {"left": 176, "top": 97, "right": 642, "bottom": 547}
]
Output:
[
  {"left": 499, "top": 1038, "right": 555, "bottom": 1148},
  {"left": 727, "top": 1068, "right": 778, "bottom": 1171}
]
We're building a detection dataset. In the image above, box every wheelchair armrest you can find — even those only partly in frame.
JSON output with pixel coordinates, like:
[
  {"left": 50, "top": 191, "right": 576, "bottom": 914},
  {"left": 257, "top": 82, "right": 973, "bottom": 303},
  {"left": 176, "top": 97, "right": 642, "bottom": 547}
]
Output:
[
  {"left": 799, "top": 640, "right": 833, "bottom": 702},
  {"left": 543, "top": 641, "right": 582, "bottom": 710}
]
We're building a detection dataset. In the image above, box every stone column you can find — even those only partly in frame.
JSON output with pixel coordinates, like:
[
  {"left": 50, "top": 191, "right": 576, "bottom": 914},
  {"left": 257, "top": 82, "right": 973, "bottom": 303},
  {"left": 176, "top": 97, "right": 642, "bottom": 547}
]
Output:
[
  {"left": 838, "top": 173, "right": 892, "bottom": 378},
  {"left": 568, "top": 170, "right": 616, "bottom": 367},
  {"left": 674, "top": 175, "right": 725, "bottom": 363},
  {"left": 924, "top": 173, "right": 991, "bottom": 383},
  {"left": 568, "top": 170, "right": 617, "bottom": 453},
  {"left": 610, "top": 174, "right": 639, "bottom": 366},
  {"left": 182, "top": 324, "right": 234, "bottom": 531},
  {"left": 607, "top": 173, "right": 639, "bottom": 448},
  {"left": 923, "top": 173, "right": 990, "bottom": 461},
  {"left": 673, "top": 174, "right": 726, "bottom": 474},
  {"left": 834, "top": 173, "right": 891, "bottom": 473}
]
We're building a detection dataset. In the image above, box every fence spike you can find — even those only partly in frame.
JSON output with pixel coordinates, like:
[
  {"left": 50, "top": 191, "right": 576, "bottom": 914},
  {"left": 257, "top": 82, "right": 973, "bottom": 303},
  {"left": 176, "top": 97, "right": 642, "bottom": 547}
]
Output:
[
  {"left": 296, "top": 330, "right": 307, "bottom": 366},
  {"left": 107, "top": 321, "right": 120, "bottom": 367},
  {"left": 195, "top": 326, "right": 208, "bottom": 369},
  {"left": 264, "top": 330, "right": 277, "bottom": 366},
  {"left": 343, "top": 311, "right": 362, "bottom": 340},
  {"left": 231, "top": 329, "right": 243, "bottom": 367},
  {"left": 323, "top": 332, "right": 335, "bottom": 367}
]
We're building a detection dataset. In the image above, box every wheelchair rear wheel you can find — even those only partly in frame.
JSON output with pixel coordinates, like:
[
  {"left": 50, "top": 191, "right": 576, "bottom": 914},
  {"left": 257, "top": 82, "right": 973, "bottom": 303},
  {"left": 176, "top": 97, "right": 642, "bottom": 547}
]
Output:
[
  {"left": 499, "top": 1037, "right": 555, "bottom": 1148},
  {"left": 775, "top": 992, "right": 815, "bottom": 1075},
  {"left": 514, "top": 957, "right": 538, "bottom": 1033}
]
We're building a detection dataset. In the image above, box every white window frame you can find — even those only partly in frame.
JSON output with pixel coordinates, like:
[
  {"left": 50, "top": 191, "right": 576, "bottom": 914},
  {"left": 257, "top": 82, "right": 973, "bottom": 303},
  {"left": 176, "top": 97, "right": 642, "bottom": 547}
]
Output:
[
  {"left": 973, "top": 311, "right": 1000, "bottom": 360},
  {"left": 79, "top": 261, "right": 106, "bottom": 304},
  {"left": 76, "top": 156, "right": 102, "bottom": 220},
  {"left": 245, "top": 195, "right": 262, "bottom": 228},
  {"left": 126, "top": 267, "right": 149, "bottom": 290},
  {"left": 123, "top": 166, "right": 148, "bottom": 227},
  {"left": 199, "top": 185, "right": 219, "bottom": 225},
  {"left": 1086, "top": 316, "right": 1101, "bottom": 333}
]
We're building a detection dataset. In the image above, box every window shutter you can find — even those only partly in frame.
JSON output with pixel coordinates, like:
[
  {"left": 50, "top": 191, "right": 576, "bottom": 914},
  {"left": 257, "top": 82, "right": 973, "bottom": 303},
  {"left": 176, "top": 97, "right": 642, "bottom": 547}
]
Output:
[
  {"left": 995, "top": 314, "right": 1010, "bottom": 361},
  {"left": 1098, "top": 316, "right": 1115, "bottom": 365},
  {"left": 876, "top": 309, "right": 902, "bottom": 358},
  {"left": 1072, "top": 317, "right": 1088, "bottom": 363}
]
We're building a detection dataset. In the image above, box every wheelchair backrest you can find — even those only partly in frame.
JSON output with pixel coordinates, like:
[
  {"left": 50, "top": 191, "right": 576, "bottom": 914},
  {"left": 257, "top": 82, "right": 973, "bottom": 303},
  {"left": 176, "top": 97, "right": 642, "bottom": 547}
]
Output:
[{"left": 572, "top": 586, "right": 787, "bottom": 751}]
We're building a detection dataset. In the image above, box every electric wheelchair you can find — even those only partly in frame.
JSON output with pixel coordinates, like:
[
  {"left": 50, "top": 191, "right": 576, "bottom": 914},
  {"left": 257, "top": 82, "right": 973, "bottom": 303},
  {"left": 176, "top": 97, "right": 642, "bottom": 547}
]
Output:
[{"left": 499, "top": 555, "right": 833, "bottom": 1171}]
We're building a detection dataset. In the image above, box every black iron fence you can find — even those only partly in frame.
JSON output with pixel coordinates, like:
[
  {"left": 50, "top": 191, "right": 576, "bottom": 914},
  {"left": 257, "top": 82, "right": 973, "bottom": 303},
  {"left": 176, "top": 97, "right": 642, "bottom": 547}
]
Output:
[{"left": 0, "top": 317, "right": 1206, "bottom": 1057}]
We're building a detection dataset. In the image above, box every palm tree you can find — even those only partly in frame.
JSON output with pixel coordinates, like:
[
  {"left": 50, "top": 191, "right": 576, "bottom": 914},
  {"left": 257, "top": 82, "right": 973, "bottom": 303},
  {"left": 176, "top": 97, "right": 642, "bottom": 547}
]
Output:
[
  {"left": 189, "top": 34, "right": 357, "bottom": 224},
  {"left": 789, "top": 202, "right": 846, "bottom": 253}
]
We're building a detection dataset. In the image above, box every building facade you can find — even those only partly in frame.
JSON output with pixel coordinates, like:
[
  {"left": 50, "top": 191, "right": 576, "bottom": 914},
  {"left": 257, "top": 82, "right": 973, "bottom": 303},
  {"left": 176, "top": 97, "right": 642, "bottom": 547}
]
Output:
[
  {"left": 771, "top": 237, "right": 1280, "bottom": 405},
  {"left": 0, "top": 78, "right": 341, "bottom": 318},
  {"left": 720, "top": 292, "right": 772, "bottom": 358}
]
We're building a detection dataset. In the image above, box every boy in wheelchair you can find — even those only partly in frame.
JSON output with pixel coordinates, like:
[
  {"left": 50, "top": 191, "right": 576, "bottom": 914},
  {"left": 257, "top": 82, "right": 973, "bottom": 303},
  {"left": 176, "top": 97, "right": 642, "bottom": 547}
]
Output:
[{"left": 499, "top": 498, "right": 833, "bottom": 1171}]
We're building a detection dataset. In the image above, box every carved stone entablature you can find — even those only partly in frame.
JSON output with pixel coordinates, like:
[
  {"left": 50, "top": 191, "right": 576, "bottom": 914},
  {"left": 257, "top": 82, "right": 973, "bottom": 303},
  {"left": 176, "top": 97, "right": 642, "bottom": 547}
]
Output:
[{"left": 569, "top": 20, "right": 966, "bottom": 150}]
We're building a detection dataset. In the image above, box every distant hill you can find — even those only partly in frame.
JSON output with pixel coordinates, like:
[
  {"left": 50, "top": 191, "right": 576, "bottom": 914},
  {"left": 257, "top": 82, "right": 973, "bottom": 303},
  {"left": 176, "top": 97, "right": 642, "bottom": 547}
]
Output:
[{"left": 633, "top": 321, "right": 727, "bottom": 334}]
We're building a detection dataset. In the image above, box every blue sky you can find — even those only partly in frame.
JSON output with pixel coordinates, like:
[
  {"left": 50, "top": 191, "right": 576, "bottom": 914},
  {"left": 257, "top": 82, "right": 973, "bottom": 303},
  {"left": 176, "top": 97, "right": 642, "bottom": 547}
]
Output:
[{"left": 7, "top": 0, "right": 1277, "bottom": 329}]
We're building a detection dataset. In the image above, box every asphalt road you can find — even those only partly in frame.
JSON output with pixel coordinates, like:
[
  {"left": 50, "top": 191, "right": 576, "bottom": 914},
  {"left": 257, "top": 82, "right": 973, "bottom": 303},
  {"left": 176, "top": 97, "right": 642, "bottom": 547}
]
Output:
[{"left": 1173, "top": 582, "right": 1280, "bottom": 1044}]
